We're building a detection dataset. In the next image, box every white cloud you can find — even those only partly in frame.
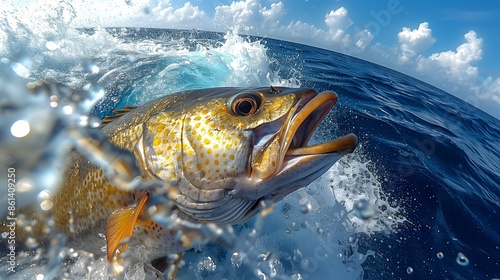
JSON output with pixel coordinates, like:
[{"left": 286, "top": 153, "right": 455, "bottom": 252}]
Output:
[
  {"left": 425, "top": 31, "right": 482, "bottom": 79},
  {"left": 275, "top": 7, "right": 372, "bottom": 52},
  {"left": 416, "top": 30, "right": 483, "bottom": 87},
  {"left": 398, "top": 22, "right": 435, "bottom": 63},
  {"left": 324, "top": 7, "right": 352, "bottom": 42},
  {"left": 213, "top": 0, "right": 284, "bottom": 30},
  {"left": 394, "top": 28, "right": 499, "bottom": 117}
]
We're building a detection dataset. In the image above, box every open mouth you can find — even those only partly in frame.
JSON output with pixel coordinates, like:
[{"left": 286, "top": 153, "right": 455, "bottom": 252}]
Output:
[
  {"left": 282, "top": 91, "right": 358, "bottom": 157},
  {"left": 252, "top": 90, "right": 358, "bottom": 179}
]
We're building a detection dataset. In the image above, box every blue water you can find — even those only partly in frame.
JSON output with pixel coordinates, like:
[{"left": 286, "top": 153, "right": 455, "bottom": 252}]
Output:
[{"left": 1, "top": 24, "right": 499, "bottom": 279}]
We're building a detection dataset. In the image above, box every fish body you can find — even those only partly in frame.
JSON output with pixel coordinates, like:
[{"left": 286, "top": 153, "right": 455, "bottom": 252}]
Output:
[{"left": 51, "top": 87, "right": 358, "bottom": 260}]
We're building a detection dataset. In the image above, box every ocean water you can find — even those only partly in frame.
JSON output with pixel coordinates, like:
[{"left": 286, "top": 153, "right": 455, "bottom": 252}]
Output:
[{"left": 1, "top": 8, "right": 499, "bottom": 280}]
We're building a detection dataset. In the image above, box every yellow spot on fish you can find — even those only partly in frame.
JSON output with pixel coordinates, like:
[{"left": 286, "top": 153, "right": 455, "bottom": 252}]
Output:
[
  {"left": 229, "top": 154, "right": 235, "bottom": 160},
  {"left": 204, "top": 138, "right": 211, "bottom": 145},
  {"left": 214, "top": 160, "right": 219, "bottom": 166},
  {"left": 153, "top": 138, "right": 161, "bottom": 146},
  {"left": 156, "top": 123, "right": 165, "bottom": 133},
  {"left": 207, "top": 148, "right": 212, "bottom": 154}
]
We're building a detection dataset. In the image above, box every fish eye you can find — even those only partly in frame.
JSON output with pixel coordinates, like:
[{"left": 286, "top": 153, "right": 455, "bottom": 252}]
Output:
[{"left": 230, "top": 93, "right": 261, "bottom": 116}]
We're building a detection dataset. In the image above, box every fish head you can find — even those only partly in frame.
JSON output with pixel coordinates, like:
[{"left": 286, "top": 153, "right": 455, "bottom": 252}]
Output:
[{"left": 141, "top": 87, "right": 357, "bottom": 224}]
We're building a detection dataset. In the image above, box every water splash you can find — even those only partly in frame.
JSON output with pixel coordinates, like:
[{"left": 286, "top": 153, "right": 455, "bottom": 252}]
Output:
[{"left": 0, "top": 2, "right": 403, "bottom": 279}]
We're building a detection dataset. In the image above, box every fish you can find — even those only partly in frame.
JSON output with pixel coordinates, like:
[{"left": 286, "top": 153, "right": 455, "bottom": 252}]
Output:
[{"left": 48, "top": 86, "right": 358, "bottom": 266}]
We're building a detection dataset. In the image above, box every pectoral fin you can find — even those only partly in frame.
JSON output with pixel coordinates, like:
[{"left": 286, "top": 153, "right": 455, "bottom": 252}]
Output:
[{"left": 106, "top": 193, "right": 149, "bottom": 261}]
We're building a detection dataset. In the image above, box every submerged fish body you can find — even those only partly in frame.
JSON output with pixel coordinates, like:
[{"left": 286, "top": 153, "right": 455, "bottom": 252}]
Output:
[{"left": 51, "top": 87, "right": 358, "bottom": 261}]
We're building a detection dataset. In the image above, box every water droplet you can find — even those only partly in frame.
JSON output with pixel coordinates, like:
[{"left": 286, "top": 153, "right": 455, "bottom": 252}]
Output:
[
  {"left": 406, "top": 267, "right": 413, "bottom": 274},
  {"left": 437, "top": 252, "right": 444, "bottom": 259},
  {"left": 300, "top": 203, "right": 312, "bottom": 214},
  {"left": 300, "top": 259, "right": 311, "bottom": 270},
  {"left": 11, "top": 61, "right": 31, "bottom": 78},
  {"left": 91, "top": 65, "right": 99, "bottom": 74},
  {"left": 36, "top": 274, "right": 44, "bottom": 280},
  {"left": 40, "top": 200, "right": 53, "bottom": 211},
  {"left": 197, "top": 256, "right": 216, "bottom": 275},
  {"left": 11, "top": 120, "right": 30, "bottom": 138},
  {"left": 292, "top": 249, "right": 302, "bottom": 262},
  {"left": 299, "top": 197, "right": 312, "bottom": 214},
  {"left": 63, "top": 105, "right": 73, "bottom": 115},
  {"left": 456, "top": 252, "right": 469, "bottom": 266},
  {"left": 348, "top": 234, "right": 357, "bottom": 244},
  {"left": 354, "top": 199, "right": 375, "bottom": 220},
  {"left": 45, "top": 41, "right": 59, "bottom": 50},
  {"left": 231, "top": 252, "right": 242, "bottom": 268}
]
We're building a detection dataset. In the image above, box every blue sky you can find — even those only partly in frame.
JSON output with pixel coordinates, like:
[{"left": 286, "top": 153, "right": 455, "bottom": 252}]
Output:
[{"left": 4, "top": 0, "right": 500, "bottom": 118}]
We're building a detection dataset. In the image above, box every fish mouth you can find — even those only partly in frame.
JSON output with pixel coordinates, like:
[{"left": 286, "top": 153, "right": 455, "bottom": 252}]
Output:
[
  {"left": 252, "top": 90, "right": 358, "bottom": 179},
  {"left": 283, "top": 91, "right": 357, "bottom": 157}
]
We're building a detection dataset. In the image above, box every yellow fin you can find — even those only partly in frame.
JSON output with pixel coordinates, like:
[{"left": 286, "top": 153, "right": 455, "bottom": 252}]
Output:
[
  {"left": 101, "top": 106, "right": 138, "bottom": 125},
  {"left": 106, "top": 192, "right": 149, "bottom": 261}
]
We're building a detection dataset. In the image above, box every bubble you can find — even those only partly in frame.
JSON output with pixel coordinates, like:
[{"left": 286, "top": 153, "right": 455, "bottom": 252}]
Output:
[
  {"left": 406, "top": 267, "right": 413, "bottom": 274},
  {"left": 437, "top": 252, "right": 444, "bottom": 259},
  {"left": 11, "top": 120, "right": 31, "bottom": 138},
  {"left": 456, "top": 252, "right": 469, "bottom": 266},
  {"left": 354, "top": 199, "right": 375, "bottom": 220},
  {"left": 300, "top": 203, "right": 312, "bottom": 214},
  {"left": 231, "top": 252, "right": 242, "bottom": 268},
  {"left": 197, "top": 256, "right": 216, "bottom": 275},
  {"left": 36, "top": 274, "right": 44, "bottom": 280},
  {"left": 299, "top": 197, "right": 312, "bottom": 214}
]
